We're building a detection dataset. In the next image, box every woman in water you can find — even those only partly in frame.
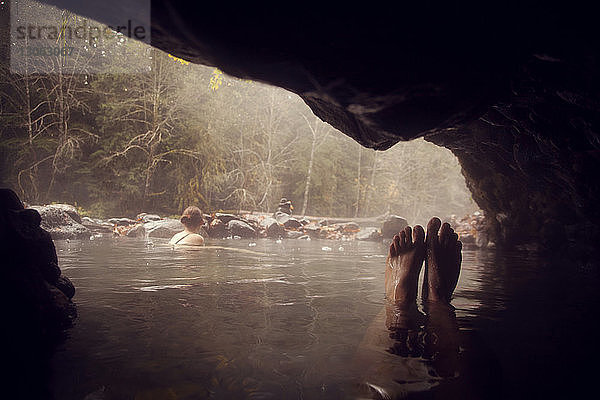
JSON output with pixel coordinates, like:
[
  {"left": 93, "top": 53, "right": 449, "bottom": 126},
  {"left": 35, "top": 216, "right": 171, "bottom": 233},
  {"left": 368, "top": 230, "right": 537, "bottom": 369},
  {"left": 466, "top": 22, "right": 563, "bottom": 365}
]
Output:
[{"left": 169, "top": 206, "right": 205, "bottom": 246}]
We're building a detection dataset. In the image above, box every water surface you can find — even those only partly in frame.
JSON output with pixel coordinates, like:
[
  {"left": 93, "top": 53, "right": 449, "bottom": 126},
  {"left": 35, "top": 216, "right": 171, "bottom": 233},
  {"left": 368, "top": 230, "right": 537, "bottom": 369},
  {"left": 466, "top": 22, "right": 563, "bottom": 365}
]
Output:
[{"left": 48, "top": 237, "right": 599, "bottom": 399}]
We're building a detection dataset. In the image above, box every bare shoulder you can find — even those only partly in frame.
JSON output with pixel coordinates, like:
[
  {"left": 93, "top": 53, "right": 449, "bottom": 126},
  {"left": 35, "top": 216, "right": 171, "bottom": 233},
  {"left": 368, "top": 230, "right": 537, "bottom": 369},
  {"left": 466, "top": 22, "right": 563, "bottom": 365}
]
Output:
[
  {"left": 187, "top": 233, "right": 205, "bottom": 246},
  {"left": 179, "top": 233, "right": 205, "bottom": 246},
  {"left": 168, "top": 231, "right": 186, "bottom": 245}
]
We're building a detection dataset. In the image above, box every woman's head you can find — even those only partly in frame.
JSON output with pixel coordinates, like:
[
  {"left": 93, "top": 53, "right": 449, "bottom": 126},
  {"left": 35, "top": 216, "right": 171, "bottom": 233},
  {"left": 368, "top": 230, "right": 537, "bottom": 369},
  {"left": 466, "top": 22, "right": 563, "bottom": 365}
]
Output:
[{"left": 180, "top": 206, "right": 204, "bottom": 231}]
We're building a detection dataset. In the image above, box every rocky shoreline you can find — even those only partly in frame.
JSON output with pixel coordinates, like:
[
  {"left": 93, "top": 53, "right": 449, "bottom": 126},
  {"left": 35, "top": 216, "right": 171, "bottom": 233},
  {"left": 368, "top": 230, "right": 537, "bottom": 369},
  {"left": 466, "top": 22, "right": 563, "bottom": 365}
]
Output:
[{"left": 27, "top": 204, "right": 491, "bottom": 247}]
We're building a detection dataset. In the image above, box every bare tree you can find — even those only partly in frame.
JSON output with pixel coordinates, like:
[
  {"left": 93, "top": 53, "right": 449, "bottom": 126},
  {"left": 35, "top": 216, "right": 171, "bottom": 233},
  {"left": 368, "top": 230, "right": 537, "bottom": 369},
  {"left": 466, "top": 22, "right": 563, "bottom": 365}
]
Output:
[{"left": 300, "top": 114, "right": 331, "bottom": 215}]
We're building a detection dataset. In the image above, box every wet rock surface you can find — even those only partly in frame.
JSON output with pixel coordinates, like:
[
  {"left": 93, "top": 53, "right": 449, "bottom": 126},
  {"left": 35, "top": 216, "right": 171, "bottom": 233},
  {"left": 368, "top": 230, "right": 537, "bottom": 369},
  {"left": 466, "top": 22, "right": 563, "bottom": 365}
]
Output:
[
  {"left": 143, "top": 218, "right": 185, "bottom": 238},
  {"left": 227, "top": 219, "right": 257, "bottom": 238},
  {"left": 30, "top": 204, "right": 90, "bottom": 240},
  {"left": 23, "top": 202, "right": 499, "bottom": 246},
  {"left": 356, "top": 227, "right": 382, "bottom": 241},
  {"left": 381, "top": 215, "right": 408, "bottom": 238}
]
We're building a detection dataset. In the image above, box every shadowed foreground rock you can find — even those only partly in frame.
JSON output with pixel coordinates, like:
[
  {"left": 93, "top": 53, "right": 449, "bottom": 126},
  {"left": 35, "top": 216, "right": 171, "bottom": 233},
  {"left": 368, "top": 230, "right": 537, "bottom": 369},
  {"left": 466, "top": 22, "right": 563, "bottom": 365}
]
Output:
[
  {"left": 2, "top": 189, "right": 76, "bottom": 398},
  {"left": 3, "top": 190, "right": 76, "bottom": 333}
]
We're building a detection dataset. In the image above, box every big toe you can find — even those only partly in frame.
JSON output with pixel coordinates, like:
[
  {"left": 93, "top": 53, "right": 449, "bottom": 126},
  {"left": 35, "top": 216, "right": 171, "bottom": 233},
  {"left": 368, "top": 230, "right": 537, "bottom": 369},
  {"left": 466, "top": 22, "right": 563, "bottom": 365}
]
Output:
[{"left": 426, "top": 217, "right": 441, "bottom": 243}]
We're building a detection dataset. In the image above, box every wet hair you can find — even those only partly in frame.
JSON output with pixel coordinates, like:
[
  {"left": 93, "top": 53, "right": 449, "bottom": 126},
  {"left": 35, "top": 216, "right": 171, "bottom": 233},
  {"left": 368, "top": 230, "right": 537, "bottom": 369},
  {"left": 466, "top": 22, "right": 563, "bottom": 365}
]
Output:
[{"left": 180, "top": 206, "right": 204, "bottom": 227}]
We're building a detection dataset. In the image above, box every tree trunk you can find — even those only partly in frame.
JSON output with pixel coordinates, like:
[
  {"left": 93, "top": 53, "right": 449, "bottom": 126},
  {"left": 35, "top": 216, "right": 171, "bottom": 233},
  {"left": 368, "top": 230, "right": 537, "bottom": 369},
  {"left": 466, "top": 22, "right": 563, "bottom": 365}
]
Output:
[
  {"left": 354, "top": 144, "right": 362, "bottom": 218},
  {"left": 301, "top": 133, "right": 317, "bottom": 216}
]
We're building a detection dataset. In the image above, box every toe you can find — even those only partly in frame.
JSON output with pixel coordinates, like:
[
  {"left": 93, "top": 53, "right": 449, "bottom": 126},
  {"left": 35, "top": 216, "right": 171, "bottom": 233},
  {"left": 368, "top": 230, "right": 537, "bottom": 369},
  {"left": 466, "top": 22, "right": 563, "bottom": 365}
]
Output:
[
  {"left": 404, "top": 226, "right": 413, "bottom": 246},
  {"left": 456, "top": 240, "right": 462, "bottom": 257},
  {"left": 389, "top": 242, "right": 396, "bottom": 258},
  {"left": 439, "top": 223, "right": 451, "bottom": 247},
  {"left": 391, "top": 234, "right": 401, "bottom": 257},
  {"left": 426, "top": 217, "right": 441, "bottom": 244},
  {"left": 413, "top": 225, "right": 425, "bottom": 245},
  {"left": 450, "top": 232, "right": 458, "bottom": 243},
  {"left": 400, "top": 230, "right": 407, "bottom": 248}
]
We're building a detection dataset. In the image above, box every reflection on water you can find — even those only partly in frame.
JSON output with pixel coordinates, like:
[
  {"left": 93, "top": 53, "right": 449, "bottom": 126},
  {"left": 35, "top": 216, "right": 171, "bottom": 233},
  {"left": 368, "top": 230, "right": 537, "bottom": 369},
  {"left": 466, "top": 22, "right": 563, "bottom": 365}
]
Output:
[{"left": 47, "top": 237, "right": 599, "bottom": 399}]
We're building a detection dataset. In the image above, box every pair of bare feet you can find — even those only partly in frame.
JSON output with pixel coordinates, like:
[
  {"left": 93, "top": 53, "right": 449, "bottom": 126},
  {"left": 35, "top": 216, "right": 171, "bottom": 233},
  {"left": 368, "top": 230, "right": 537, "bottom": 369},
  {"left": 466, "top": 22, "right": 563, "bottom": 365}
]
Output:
[{"left": 385, "top": 217, "right": 462, "bottom": 305}]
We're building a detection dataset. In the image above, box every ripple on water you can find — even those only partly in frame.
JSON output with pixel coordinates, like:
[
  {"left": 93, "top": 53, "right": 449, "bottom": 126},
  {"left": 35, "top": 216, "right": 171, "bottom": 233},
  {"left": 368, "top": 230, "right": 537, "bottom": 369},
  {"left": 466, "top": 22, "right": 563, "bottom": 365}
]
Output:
[{"left": 48, "top": 237, "right": 591, "bottom": 400}]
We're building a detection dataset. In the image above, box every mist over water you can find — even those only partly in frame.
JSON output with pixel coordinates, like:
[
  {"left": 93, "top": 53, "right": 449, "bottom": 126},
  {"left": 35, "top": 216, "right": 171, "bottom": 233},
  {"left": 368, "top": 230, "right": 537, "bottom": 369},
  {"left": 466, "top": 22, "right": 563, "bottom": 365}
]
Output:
[{"left": 1, "top": 1, "right": 476, "bottom": 221}]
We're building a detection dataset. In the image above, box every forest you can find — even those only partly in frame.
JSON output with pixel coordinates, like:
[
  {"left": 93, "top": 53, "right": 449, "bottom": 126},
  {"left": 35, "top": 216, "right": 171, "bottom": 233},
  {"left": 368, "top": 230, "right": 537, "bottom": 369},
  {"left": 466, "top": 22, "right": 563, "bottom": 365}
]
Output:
[{"left": 0, "top": 4, "right": 477, "bottom": 225}]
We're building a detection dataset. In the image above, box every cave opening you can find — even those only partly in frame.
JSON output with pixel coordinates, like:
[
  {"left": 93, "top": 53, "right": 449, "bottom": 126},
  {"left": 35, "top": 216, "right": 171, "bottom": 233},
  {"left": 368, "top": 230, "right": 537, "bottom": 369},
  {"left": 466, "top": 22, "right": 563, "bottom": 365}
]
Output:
[{"left": 3, "top": 1, "right": 600, "bottom": 400}]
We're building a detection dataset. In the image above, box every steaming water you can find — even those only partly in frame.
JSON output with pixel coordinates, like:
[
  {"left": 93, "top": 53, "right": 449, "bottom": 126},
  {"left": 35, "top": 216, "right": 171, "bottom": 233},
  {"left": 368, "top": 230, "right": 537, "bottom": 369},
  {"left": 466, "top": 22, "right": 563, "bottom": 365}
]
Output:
[{"left": 48, "top": 237, "right": 599, "bottom": 399}]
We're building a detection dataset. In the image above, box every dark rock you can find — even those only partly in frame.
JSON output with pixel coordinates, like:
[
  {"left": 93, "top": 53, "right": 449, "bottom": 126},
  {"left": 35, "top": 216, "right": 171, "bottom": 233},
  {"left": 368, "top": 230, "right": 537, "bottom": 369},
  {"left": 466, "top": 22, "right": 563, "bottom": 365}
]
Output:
[
  {"left": 143, "top": 218, "right": 184, "bottom": 238},
  {"left": 299, "top": 217, "right": 311, "bottom": 225},
  {"left": 318, "top": 219, "right": 329, "bottom": 226},
  {"left": 381, "top": 215, "right": 408, "bottom": 238},
  {"left": 356, "top": 227, "right": 382, "bottom": 241},
  {"left": 136, "top": 213, "right": 161, "bottom": 223},
  {"left": 214, "top": 213, "right": 240, "bottom": 224},
  {"left": 47, "top": 204, "right": 82, "bottom": 223},
  {"left": 275, "top": 198, "right": 293, "bottom": 215},
  {"left": 458, "top": 233, "right": 476, "bottom": 245},
  {"left": 107, "top": 217, "right": 136, "bottom": 226},
  {"left": 208, "top": 218, "right": 227, "bottom": 238},
  {"left": 1, "top": 188, "right": 76, "bottom": 351},
  {"left": 55, "top": 276, "right": 76, "bottom": 299},
  {"left": 260, "top": 217, "right": 285, "bottom": 238},
  {"left": 286, "top": 230, "right": 306, "bottom": 239},
  {"left": 30, "top": 205, "right": 90, "bottom": 240},
  {"left": 303, "top": 223, "right": 323, "bottom": 238},
  {"left": 335, "top": 222, "right": 360, "bottom": 233},
  {"left": 81, "top": 216, "right": 113, "bottom": 232},
  {"left": 274, "top": 211, "right": 291, "bottom": 225},
  {"left": 283, "top": 217, "right": 303, "bottom": 230},
  {"left": 227, "top": 219, "right": 257, "bottom": 238}
]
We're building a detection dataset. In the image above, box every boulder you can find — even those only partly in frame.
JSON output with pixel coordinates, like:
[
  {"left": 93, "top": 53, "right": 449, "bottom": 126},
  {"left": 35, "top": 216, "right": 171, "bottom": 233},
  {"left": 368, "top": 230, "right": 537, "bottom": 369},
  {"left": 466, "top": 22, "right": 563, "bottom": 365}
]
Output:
[
  {"left": 47, "top": 203, "right": 82, "bottom": 223},
  {"left": 259, "top": 217, "right": 285, "bottom": 238},
  {"left": 214, "top": 213, "right": 240, "bottom": 224},
  {"left": 356, "top": 227, "right": 382, "bottom": 241},
  {"left": 208, "top": 218, "right": 227, "bottom": 238},
  {"left": 336, "top": 222, "right": 360, "bottom": 233},
  {"left": 381, "top": 215, "right": 408, "bottom": 238},
  {"left": 227, "top": 219, "right": 257, "bottom": 238},
  {"left": 275, "top": 198, "right": 293, "bottom": 215},
  {"left": 283, "top": 217, "right": 303, "bottom": 230},
  {"left": 303, "top": 223, "right": 323, "bottom": 238},
  {"left": 143, "top": 218, "right": 184, "bottom": 238},
  {"left": 81, "top": 216, "right": 113, "bottom": 232},
  {"left": 1, "top": 188, "right": 77, "bottom": 352},
  {"left": 286, "top": 230, "right": 305, "bottom": 239},
  {"left": 136, "top": 213, "right": 161, "bottom": 223},
  {"left": 126, "top": 224, "right": 146, "bottom": 238},
  {"left": 55, "top": 275, "right": 76, "bottom": 299},
  {"left": 107, "top": 217, "right": 136, "bottom": 226},
  {"left": 30, "top": 205, "right": 90, "bottom": 240},
  {"left": 274, "top": 211, "right": 291, "bottom": 225}
]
